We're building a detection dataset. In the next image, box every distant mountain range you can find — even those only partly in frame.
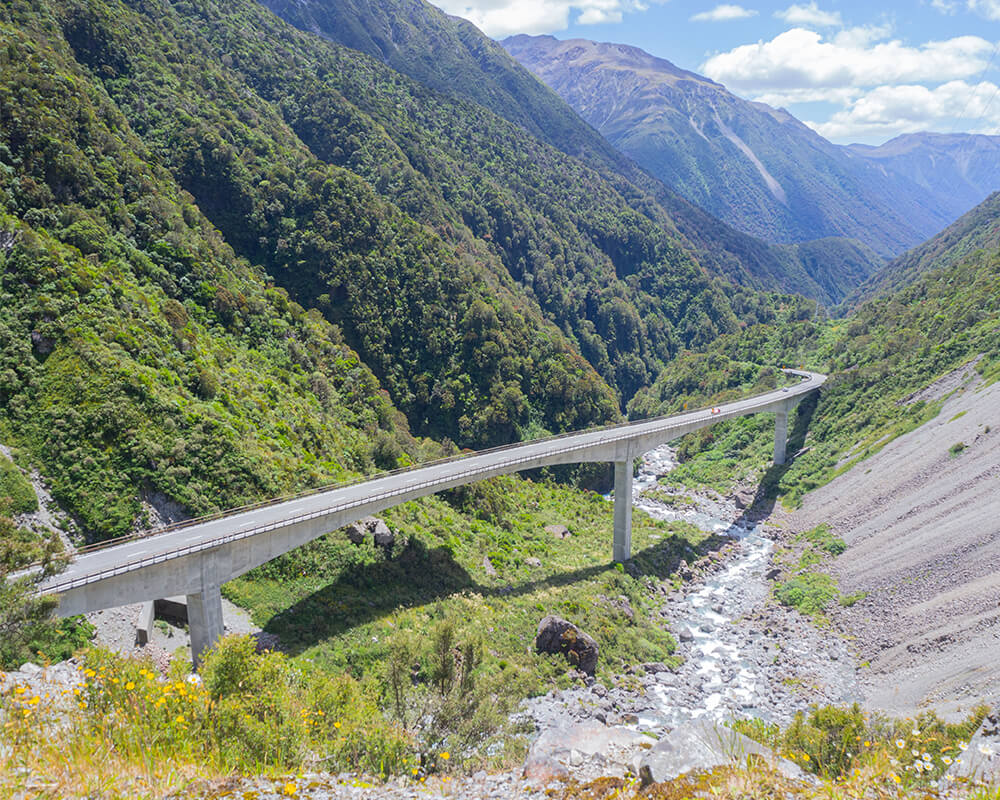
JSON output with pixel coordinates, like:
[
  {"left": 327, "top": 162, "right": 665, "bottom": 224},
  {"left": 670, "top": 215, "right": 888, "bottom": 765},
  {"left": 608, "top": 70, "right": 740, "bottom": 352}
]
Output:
[{"left": 503, "top": 35, "right": 1000, "bottom": 259}]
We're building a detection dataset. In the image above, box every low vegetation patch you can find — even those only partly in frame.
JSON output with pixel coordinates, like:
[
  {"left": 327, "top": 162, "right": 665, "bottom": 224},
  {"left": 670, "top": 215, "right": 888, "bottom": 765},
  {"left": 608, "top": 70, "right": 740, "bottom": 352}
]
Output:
[{"left": 772, "top": 525, "right": 861, "bottom": 619}]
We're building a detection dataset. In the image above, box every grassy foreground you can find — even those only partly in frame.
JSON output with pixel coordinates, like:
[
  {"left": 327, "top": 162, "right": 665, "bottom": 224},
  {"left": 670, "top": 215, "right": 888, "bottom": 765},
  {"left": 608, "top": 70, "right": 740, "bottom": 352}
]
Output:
[{"left": 1, "top": 650, "right": 994, "bottom": 799}]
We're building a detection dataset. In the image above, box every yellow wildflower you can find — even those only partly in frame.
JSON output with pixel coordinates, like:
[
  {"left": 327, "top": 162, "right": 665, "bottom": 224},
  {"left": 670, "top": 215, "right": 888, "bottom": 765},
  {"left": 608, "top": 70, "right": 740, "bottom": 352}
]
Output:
[
  {"left": 439, "top": 751, "right": 450, "bottom": 761},
  {"left": 125, "top": 682, "right": 135, "bottom": 691},
  {"left": 283, "top": 782, "right": 297, "bottom": 796}
]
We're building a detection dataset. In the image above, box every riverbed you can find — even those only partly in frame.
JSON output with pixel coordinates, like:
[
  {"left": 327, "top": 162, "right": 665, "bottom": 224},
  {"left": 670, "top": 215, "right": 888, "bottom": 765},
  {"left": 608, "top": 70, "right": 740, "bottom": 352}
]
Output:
[{"left": 524, "top": 444, "right": 860, "bottom": 739}]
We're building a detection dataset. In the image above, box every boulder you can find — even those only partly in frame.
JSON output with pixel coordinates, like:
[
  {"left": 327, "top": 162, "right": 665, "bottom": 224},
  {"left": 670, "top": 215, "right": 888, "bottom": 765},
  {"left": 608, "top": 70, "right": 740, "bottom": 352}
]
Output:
[
  {"left": 343, "top": 516, "right": 394, "bottom": 547},
  {"left": 545, "top": 524, "right": 570, "bottom": 540},
  {"left": 344, "top": 520, "right": 368, "bottom": 544},
  {"left": 526, "top": 557, "right": 542, "bottom": 568},
  {"left": 535, "top": 615, "right": 599, "bottom": 675},
  {"left": 639, "top": 720, "right": 809, "bottom": 787},
  {"left": 482, "top": 557, "right": 498, "bottom": 577},
  {"left": 370, "top": 518, "right": 395, "bottom": 547},
  {"left": 524, "top": 721, "right": 646, "bottom": 782}
]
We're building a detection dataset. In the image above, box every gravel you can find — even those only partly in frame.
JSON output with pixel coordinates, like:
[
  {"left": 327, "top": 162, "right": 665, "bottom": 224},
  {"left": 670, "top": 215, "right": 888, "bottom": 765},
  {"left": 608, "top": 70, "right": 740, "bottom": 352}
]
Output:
[{"left": 781, "top": 367, "right": 1000, "bottom": 719}]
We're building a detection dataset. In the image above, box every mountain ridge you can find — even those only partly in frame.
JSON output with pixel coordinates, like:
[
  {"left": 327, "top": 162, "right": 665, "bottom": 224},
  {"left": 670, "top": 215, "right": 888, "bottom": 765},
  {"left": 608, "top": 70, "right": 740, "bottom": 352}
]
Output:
[{"left": 503, "top": 34, "right": 992, "bottom": 258}]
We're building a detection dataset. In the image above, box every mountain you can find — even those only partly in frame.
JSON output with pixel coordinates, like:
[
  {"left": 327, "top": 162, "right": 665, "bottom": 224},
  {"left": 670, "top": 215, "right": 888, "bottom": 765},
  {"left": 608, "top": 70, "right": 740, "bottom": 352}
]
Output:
[
  {"left": 844, "top": 191, "right": 1000, "bottom": 307},
  {"left": 259, "top": 0, "right": 883, "bottom": 305},
  {"left": 847, "top": 133, "right": 1000, "bottom": 218},
  {"left": 502, "top": 35, "right": 966, "bottom": 258}
]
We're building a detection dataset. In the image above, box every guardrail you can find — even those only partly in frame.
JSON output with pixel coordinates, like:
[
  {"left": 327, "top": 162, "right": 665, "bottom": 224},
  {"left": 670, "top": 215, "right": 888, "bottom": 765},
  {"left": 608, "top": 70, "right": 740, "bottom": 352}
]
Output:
[{"left": 40, "top": 370, "right": 821, "bottom": 594}]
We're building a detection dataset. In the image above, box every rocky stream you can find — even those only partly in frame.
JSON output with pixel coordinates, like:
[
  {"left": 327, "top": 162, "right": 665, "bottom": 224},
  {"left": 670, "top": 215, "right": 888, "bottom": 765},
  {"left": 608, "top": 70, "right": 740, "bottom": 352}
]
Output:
[{"left": 520, "top": 444, "right": 861, "bottom": 781}]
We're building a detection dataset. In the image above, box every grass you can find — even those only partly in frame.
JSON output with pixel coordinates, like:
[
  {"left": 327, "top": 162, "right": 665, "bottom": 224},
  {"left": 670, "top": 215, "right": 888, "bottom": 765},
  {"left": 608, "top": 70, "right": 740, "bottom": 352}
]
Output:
[
  {"left": 772, "top": 525, "right": 859, "bottom": 619},
  {"left": 0, "top": 453, "right": 38, "bottom": 516},
  {"left": 4, "top": 664, "right": 993, "bottom": 800},
  {"left": 225, "top": 476, "right": 708, "bottom": 684}
]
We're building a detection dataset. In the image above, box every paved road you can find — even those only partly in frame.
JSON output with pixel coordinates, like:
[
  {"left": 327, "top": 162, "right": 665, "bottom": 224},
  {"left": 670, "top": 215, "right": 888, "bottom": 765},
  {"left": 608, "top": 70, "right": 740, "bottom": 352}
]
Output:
[{"left": 39, "top": 369, "right": 824, "bottom": 598}]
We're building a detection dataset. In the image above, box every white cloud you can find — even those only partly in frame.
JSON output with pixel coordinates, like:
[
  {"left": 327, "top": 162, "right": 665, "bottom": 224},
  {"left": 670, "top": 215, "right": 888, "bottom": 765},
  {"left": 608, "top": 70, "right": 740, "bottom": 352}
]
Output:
[
  {"left": 968, "top": 0, "right": 1000, "bottom": 20},
  {"left": 774, "top": 2, "right": 842, "bottom": 27},
  {"left": 690, "top": 4, "right": 758, "bottom": 22},
  {"left": 435, "top": 0, "right": 652, "bottom": 36},
  {"left": 701, "top": 28, "right": 994, "bottom": 92},
  {"left": 807, "top": 80, "right": 1000, "bottom": 141},
  {"left": 930, "top": 0, "right": 958, "bottom": 12}
]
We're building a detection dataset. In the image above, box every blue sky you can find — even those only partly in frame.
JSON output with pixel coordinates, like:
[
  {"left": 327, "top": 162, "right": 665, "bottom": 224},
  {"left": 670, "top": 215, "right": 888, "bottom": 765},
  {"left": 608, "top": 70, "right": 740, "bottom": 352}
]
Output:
[{"left": 434, "top": 0, "right": 1000, "bottom": 144}]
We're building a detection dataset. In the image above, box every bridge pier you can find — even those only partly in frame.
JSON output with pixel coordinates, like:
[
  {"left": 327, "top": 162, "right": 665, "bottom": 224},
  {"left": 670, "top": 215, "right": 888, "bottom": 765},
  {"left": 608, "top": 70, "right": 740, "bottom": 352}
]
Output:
[
  {"left": 613, "top": 459, "right": 633, "bottom": 563},
  {"left": 186, "top": 584, "right": 223, "bottom": 670},
  {"left": 773, "top": 399, "right": 793, "bottom": 465}
]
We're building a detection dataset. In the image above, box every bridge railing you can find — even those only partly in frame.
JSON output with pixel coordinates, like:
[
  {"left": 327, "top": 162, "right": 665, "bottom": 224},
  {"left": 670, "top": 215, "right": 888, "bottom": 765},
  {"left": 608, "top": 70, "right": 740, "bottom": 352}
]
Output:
[{"left": 42, "top": 369, "right": 820, "bottom": 576}]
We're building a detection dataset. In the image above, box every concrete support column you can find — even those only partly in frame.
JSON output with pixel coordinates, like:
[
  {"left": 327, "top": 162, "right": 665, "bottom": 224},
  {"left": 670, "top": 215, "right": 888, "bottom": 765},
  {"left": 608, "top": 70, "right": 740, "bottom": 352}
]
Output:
[
  {"left": 187, "top": 584, "right": 223, "bottom": 670},
  {"left": 613, "top": 459, "right": 633, "bottom": 563},
  {"left": 773, "top": 401, "right": 791, "bottom": 466}
]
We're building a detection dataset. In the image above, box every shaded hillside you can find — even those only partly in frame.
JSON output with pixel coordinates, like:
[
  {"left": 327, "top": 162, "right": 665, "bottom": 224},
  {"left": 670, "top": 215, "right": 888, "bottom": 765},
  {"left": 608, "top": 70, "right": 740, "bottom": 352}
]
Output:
[
  {"left": 844, "top": 192, "right": 1000, "bottom": 308},
  {"left": 503, "top": 35, "right": 956, "bottom": 258},
  {"left": 258, "top": 0, "right": 880, "bottom": 305}
]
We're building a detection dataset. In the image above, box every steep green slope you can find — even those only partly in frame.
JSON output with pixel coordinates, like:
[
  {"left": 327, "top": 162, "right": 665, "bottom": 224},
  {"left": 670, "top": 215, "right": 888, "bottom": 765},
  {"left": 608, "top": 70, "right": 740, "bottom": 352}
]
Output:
[
  {"left": 257, "top": 0, "right": 878, "bottom": 305},
  {"left": 843, "top": 192, "right": 1000, "bottom": 309},
  {"left": 633, "top": 195, "right": 1000, "bottom": 505},
  {"left": 47, "top": 0, "right": 632, "bottom": 450},
  {"left": 0, "top": 3, "right": 430, "bottom": 538},
  {"left": 259, "top": 0, "right": 623, "bottom": 170},
  {"left": 55, "top": 0, "right": 771, "bottom": 416},
  {"left": 503, "top": 35, "right": 953, "bottom": 258}
]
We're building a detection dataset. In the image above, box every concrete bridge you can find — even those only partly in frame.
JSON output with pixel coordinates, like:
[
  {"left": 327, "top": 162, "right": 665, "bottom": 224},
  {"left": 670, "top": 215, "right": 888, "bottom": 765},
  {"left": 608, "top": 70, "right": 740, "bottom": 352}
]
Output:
[{"left": 39, "top": 369, "right": 824, "bottom": 666}]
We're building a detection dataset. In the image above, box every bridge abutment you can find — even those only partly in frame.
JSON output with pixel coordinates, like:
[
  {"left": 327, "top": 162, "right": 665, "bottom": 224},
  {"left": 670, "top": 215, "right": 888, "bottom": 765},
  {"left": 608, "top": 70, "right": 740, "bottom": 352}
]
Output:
[
  {"left": 613, "top": 459, "right": 633, "bottom": 562},
  {"left": 187, "top": 584, "right": 223, "bottom": 670}
]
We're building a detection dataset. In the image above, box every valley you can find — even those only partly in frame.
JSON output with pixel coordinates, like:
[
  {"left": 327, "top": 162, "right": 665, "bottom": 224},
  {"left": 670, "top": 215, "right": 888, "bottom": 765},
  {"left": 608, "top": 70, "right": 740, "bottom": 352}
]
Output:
[{"left": 0, "top": 0, "right": 999, "bottom": 797}]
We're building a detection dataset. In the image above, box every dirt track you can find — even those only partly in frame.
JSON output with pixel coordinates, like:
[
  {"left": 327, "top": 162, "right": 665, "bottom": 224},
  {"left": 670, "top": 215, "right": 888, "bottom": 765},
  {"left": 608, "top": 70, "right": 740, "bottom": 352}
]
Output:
[{"left": 785, "top": 366, "right": 1000, "bottom": 719}]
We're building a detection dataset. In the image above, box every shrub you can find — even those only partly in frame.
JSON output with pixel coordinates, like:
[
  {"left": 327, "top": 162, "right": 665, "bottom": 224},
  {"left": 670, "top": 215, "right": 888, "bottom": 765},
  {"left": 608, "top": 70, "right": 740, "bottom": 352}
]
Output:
[
  {"left": 775, "top": 572, "right": 838, "bottom": 616},
  {"left": 783, "top": 703, "right": 867, "bottom": 778},
  {"left": 199, "top": 636, "right": 308, "bottom": 768},
  {"left": 802, "top": 524, "right": 846, "bottom": 556},
  {"left": 0, "top": 456, "right": 38, "bottom": 515}
]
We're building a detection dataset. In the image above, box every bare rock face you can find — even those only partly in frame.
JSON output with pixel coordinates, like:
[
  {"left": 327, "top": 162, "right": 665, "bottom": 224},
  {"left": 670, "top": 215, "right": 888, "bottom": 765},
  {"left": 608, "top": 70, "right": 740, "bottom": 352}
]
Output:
[
  {"left": 523, "top": 721, "right": 646, "bottom": 783},
  {"left": 535, "top": 615, "right": 599, "bottom": 675},
  {"left": 639, "top": 720, "right": 808, "bottom": 786}
]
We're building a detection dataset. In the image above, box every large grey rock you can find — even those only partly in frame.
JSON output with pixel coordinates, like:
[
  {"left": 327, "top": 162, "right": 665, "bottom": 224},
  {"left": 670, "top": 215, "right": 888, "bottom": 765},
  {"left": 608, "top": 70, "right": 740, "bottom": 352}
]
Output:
[
  {"left": 370, "top": 518, "right": 395, "bottom": 547},
  {"left": 940, "top": 709, "right": 1000, "bottom": 786},
  {"left": 639, "top": 720, "right": 808, "bottom": 786},
  {"left": 524, "top": 721, "right": 647, "bottom": 782},
  {"left": 343, "top": 516, "right": 394, "bottom": 547},
  {"left": 545, "top": 524, "right": 570, "bottom": 540},
  {"left": 535, "top": 615, "right": 599, "bottom": 675},
  {"left": 344, "top": 520, "right": 368, "bottom": 544}
]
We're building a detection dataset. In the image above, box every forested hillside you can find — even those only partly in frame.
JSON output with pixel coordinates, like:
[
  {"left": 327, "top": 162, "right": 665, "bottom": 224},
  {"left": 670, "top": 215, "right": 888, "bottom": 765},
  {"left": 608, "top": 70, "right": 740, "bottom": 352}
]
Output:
[
  {"left": 844, "top": 192, "right": 1000, "bottom": 308},
  {"left": 258, "top": 0, "right": 881, "bottom": 305},
  {"left": 0, "top": 0, "right": 813, "bottom": 541}
]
